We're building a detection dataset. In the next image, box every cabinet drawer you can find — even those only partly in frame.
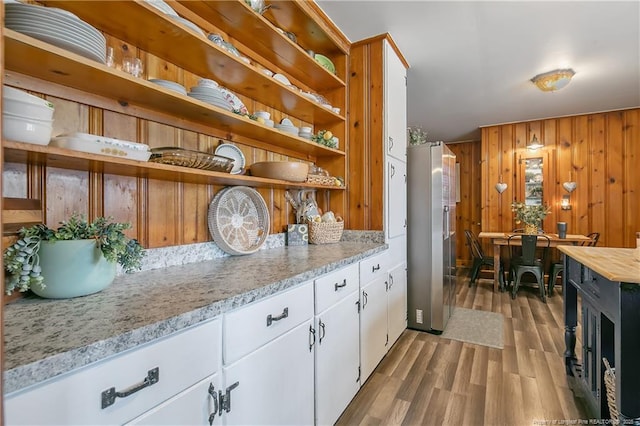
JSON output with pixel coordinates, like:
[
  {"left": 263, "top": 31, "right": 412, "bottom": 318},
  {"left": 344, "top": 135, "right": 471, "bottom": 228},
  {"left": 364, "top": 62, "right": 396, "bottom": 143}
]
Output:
[
  {"left": 315, "top": 263, "right": 359, "bottom": 313},
  {"left": 360, "top": 251, "right": 389, "bottom": 284},
  {"left": 5, "top": 319, "right": 221, "bottom": 425},
  {"left": 223, "top": 281, "right": 313, "bottom": 365}
]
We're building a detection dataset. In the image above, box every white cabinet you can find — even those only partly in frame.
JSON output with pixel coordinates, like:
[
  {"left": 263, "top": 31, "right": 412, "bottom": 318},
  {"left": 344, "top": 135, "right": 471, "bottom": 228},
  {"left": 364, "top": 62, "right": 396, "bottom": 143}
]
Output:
[
  {"left": 359, "top": 274, "right": 389, "bottom": 382},
  {"left": 221, "top": 281, "right": 315, "bottom": 426},
  {"left": 387, "top": 262, "right": 408, "bottom": 347},
  {"left": 223, "top": 321, "right": 315, "bottom": 426},
  {"left": 385, "top": 40, "right": 408, "bottom": 162},
  {"left": 387, "top": 157, "right": 407, "bottom": 240},
  {"left": 314, "top": 264, "right": 361, "bottom": 426},
  {"left": 5, "top": 319, "right": 222, "bottom": 425},
  {"left": 127, "top": 374, "right": 223, "bottom": 426}
]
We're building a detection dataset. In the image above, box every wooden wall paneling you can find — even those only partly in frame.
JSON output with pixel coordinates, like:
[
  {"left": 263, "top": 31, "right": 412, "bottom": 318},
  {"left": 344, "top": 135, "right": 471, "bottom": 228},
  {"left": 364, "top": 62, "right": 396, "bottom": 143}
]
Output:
[
  {"left": 555, "top": 117, "right": 574, "bottom": 228},
  {"left": 1, "top": 4, "right": 5, "bottom": 416},
  {"left": 499, "top": 125, "right": 513, "bottom": 227},
  {"left": 103, "top": 110, "right": 144, "bottom": 241},
  {"left": 542, "top": 119, "right": 557, "bottom": 217},
  {"left": 482, "top": 126, "right": 501, "bottom": 231},
  {"left": 605, "top": 112, "right": 624, "bottom": 248},
  {"left": 573, "top": 115, "right": 590, "bottom": 236},
  {"left": 590, "top": 114, "right": 607, "bottom": 243},
  {"left": 347, "top": 44, "right": 369, "bottom": 230},
  {"left": 623, "top": 109, "right": 640, "bottom": 247},
  {"left": 368, "top": 40, "right": 384, "bottom": 232}
]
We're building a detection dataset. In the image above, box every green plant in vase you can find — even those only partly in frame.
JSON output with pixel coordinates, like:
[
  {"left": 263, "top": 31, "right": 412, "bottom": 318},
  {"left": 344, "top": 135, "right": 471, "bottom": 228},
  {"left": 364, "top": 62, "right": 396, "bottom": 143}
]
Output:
[
  {"left": 4, "top": 213, "right": 144, "bottom": 297},
  {"left": 511, "top": 201, "right": 551, "bottom": 233}
]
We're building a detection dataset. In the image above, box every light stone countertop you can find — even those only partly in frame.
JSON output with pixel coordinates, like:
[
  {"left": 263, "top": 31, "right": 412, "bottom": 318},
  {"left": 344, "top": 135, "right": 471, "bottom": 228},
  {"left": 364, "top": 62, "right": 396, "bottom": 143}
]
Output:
[
  {"left": 558, "top": 246, "right": 640, "bottom": 284},
  {"left": 3, "top": 241, "right": 387, "bottom": 394}
]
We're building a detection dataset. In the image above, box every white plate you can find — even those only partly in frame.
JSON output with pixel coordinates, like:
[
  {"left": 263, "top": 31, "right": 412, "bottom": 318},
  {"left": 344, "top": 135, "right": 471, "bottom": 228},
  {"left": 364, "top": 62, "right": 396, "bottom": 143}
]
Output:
[
  {"left": 148, "top": 79, "right": 187, "bottom": 95},
  {"left": 170, "top": 15, "right": 205, "bottom": 36},
  {"left": 218, "top": 87, "right": 247, "bottom": 114},
  {"left": 144, "top": 0, "right": 179, "bottom": 17},
  {"left": 215, "top": 143, "right": 245, "bottom": 174},
  {"left": 273, "top": 73, "right": 291, "bottom": 86}
]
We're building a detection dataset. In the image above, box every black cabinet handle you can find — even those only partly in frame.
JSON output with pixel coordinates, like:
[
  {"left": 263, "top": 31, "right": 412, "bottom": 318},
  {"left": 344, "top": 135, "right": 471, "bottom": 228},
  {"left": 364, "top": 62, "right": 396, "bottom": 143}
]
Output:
[
  {"left": 319, "top": 320, "right": 326, "bottom": 343},
  {"left": 267, "top": 307, "right": 289, "bottom": 326},
  {"left": 208, "top": 383, "right": 219, "bottom": 425},
  {"left": 309, "top": 325, "right": 316, "bottom": 352},
  {"left": 101, "top": 367, "right": 159, "bottom": 409},
  {"left": 362, "top": 290, "right": 368, "bottom": 309},
  {"left": 335, "top": 279, "right": 347, "bottom": 291},
  {"left": 372, "top": 264, "right": 380, "bottom": 272}
]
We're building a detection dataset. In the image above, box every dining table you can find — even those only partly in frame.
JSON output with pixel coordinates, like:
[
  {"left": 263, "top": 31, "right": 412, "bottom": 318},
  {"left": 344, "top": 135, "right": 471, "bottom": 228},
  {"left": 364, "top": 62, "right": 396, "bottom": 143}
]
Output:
[{"left": 478, "top": 232, "right": 592, "bottom": 292}]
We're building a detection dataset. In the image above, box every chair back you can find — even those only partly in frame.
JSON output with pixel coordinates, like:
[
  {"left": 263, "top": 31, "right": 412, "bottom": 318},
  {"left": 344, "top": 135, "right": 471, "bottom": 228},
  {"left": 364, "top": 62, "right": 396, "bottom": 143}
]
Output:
[
  {"left": 464, "top": 229, "right": 485, "bottom": 260},
  {"left": 508, "top": 234, "right": 551, "bottom": 266},
  {"left": 582, "top": 232, "right": 600, "bottom": 247}
]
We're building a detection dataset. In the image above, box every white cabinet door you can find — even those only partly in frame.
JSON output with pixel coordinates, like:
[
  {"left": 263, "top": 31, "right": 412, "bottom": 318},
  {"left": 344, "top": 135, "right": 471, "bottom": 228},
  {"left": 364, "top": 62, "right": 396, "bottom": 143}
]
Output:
[
  {"left": 387, "top": 156, "right": 407, "bottom": 240},
  {"left": 223, "top": 321, "right": 315, "bottom": 426},
  {"left": 387, "top": 262, "right": 408, "bottom": 347},
  {"left": 315, "top": 290, "right": 361, "bottom": 426},
  {"left": 385, "top": 40, "right": 407, "bottom": 161},
  {"left": 127, "top": 374, "right": 223, "bottom": 426},
  {"left": 360, "top": 275, "right": 389, "bottom": 382}
]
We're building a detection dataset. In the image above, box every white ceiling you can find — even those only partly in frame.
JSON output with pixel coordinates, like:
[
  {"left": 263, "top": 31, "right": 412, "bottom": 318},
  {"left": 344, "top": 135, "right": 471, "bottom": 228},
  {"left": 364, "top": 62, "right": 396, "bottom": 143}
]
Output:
[{"left": 316, "top": 1, "right": 640, "bottom": 142}]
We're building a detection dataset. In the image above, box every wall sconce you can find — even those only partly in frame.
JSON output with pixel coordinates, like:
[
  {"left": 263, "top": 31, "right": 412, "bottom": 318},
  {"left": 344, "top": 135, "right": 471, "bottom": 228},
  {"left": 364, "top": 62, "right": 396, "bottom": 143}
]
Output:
[
  {"left": 531, "top": 68, "right": 576, "bottom": 92},
  {"left": 527, "top": 133, "right": 544, "bottom": 151},
  {"left": 561, "top": 194, "right": 572, "bottom": 210}
]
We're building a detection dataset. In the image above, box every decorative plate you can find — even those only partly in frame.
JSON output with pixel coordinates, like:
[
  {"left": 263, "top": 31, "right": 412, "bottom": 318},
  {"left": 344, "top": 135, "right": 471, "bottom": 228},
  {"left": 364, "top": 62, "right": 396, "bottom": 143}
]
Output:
[
  {"left": 208, "top": 186, "right": 270, "bottom": 255},
  {"left": 314, "top": 54, "right": 335, "bottom": 74},
  {"left": 218, "top": 86, "right": 248, "bottom": 115},
  {"left": 215, "top": 143, "right": 246, "bottom": 174}
]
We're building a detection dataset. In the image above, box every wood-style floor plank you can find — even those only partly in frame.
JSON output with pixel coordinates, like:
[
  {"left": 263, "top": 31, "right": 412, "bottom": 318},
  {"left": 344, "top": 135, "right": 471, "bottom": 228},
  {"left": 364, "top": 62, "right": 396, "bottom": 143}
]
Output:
[{"left": 336, "top": 273, "right": 591, "bottom": 426}]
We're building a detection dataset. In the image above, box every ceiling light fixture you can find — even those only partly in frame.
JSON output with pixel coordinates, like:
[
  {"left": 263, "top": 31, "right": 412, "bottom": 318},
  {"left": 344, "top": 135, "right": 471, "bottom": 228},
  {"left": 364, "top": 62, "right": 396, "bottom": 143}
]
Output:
[{"left": 531, "top": 68, "right": 575, "bottom": 92}]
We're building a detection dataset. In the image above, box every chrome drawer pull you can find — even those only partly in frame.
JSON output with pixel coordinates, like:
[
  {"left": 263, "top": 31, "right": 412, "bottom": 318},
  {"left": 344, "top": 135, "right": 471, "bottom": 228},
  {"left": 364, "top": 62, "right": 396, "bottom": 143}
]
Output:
[
  {"left": 309, "top": 325, "right": 316, "bottom": 352},
  {"left": 335, "top": 279, "right": 347, "bottom": 291},
  {"left": 319, "top": 320, "right": 326, "bottom": 343},
  {"left": 208, "top": 383, "right": 219, "bottom": 425},
  {"left": 101, "top": 367, "right": 159, "bottom": 409},
  {"left": 267, "top": 307, "right": 289, "bottom": 326}
]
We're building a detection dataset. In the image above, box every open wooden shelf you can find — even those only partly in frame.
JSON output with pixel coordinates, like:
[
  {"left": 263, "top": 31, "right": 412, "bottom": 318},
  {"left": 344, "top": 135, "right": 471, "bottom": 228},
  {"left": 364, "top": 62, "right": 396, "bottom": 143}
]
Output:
[
  {"left": 3, "top": 30, "right": 345, "bottom": 160},
  {"left": 40, "top": 0, "right": 345, "bottom": 120},
  {"left": 3, "top": 141, "right": 346, "bottom": 191},
  {"left": 176, "top": 0, "right": 346, "bottom": 90}
]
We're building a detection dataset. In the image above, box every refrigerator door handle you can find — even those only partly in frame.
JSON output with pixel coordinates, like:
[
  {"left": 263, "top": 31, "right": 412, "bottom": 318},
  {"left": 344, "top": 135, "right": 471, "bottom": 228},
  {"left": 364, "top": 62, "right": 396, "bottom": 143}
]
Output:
[{"left": 443, "top": 205, "right": 450, "bottom": 237}]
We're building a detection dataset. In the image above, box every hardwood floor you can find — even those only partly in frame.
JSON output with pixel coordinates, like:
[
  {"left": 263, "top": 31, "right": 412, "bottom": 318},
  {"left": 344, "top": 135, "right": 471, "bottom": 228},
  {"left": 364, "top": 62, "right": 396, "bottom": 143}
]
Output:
[{"left": 337, "top": 274, "right": 591, "bottom": 426}]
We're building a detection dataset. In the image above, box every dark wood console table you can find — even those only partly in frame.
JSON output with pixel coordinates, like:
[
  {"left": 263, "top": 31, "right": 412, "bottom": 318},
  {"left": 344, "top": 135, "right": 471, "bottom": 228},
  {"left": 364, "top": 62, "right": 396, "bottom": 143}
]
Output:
[{"left": 559, "top": 246, "right": 640, "bottom": 423}]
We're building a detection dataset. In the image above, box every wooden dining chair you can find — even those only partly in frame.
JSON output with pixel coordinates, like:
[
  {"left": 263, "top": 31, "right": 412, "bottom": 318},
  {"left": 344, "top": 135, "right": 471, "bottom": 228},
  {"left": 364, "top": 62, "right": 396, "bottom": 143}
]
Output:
[
  {"left": 508, "top": 234, "right": 550, "bottom": 302},
  {"left": 548, "top": 232, "right": 600, "bottom": 296},
  {"left": 465, "top": 230, "right": 505, "bottom": 290}
]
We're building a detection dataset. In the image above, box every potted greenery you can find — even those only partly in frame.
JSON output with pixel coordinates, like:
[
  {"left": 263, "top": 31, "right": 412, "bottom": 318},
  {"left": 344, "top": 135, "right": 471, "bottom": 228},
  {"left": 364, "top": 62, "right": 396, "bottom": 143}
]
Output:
[
  {"left": 4, "top": 214, "right": 144, "bottom": 298},
  {"left": 511, "top": 201, "right": 551, "bottom": 234}
]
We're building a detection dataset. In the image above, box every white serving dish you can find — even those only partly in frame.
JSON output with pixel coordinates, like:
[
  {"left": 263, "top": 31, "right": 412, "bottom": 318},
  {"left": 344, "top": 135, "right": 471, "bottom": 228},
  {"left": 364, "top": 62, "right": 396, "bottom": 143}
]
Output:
[
  {"left": 2, "top": 113, "right": 53, "bottom": 145},
  {"left": 3, "top": 85, "right": 54, "bottom": 108},
  {"left": 50, "top": 133, "right": 151, "bottom": 161},
  {"left": 3, "top": 96, "right": 55, "bottom": 122}
]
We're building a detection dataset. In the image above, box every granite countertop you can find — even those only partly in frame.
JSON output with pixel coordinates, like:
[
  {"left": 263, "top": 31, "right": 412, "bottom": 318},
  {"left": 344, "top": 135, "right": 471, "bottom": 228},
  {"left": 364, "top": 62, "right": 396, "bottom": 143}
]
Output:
[
  {"left": 3, "top": 241, "right": 386, "bottom": 394},
  {"left": 558, "top": 246, "right": 640, "bottom": 284}
]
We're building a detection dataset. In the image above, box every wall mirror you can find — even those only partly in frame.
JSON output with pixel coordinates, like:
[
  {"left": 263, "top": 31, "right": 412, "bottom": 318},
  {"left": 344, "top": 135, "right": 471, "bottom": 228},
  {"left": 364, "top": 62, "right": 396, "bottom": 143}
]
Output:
[{"left": 523, "top": 157, "right": 543, "bottom": 206}]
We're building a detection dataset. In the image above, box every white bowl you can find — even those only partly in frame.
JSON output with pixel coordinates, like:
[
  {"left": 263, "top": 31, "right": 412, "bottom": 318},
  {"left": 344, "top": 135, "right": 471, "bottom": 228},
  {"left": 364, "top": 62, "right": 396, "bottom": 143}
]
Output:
[
  {"left": 3, "top": 113, "right": 53, "bottom": 145},
  {"left": 3, "top": 85, "right": 53, "bottom": 108},
  {"left": 3, "top": 96, "right": 55, "bottom": 122},
  {"left": 300, "top": 126, "right": 312, "bottom": 134},
  {"left": 198, "top": 78, "right": 219, "bottom": 88},
  {"left": 255, "top": 111, "right": 271, "bottom": 120}
]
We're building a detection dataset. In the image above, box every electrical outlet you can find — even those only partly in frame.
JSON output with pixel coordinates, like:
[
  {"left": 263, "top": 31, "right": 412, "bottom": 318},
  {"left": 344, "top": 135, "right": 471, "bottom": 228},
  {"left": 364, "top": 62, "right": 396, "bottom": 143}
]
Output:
[{"left": 416, "top": 309, "right": 423, "bottom": 324}]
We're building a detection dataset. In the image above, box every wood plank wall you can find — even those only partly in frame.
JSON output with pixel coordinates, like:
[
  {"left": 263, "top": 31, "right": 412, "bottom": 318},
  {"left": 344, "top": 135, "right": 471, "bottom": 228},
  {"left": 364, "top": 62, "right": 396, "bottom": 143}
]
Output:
[
  {"left": 480, "top": 108, "right": 640, "bottom": 249},
  {"left": 447, "top": 141, "right": 482, "bottom": 266}
]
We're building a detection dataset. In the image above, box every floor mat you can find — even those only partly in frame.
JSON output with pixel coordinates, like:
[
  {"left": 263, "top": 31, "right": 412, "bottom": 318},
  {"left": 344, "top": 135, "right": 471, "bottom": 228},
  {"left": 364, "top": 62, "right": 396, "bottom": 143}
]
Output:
[{"left": 441, "top": 307, "right": 504, "bottom": 349}]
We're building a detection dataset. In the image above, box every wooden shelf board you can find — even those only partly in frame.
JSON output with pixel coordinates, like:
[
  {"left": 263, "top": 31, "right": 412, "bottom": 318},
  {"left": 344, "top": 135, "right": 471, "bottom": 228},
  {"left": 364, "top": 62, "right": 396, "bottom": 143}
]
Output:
[
  {"left": 3, "top": 141, "right": 345, "bottom": 191},
  {"left": 176, "top": 0, "right": 346, "bottom": 91},
  {"left": 3, "top": 30, "right": 345, "bottom": 160},
  {"left": 41, "top": 0, "right": 345, "bottom": 121}
]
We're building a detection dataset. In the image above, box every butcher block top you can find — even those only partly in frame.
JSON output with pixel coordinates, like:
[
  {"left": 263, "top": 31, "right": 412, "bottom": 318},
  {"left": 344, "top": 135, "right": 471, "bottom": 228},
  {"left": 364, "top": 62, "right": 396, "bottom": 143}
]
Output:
[{"left": 558, "top": 246, "right": 640, "bottom": 284}]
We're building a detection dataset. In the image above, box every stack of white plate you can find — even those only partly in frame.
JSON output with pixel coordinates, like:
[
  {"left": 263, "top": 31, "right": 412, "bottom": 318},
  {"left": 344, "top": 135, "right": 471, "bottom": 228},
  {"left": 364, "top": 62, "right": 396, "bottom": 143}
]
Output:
[
  {"left": 188, "top": 84, "right": 233, "bottom": 111},
  {"left": 148, "top": 79, "right": 187, "bottom": 95},
  {"left": 5, "top": 2, "right": 106, "bottom": 64},
  {"left": 144, "top": 0, "right": 178, "bottom": 17},
  {"left": 2, "top": 85, "right": 55, "bottom": 145}
]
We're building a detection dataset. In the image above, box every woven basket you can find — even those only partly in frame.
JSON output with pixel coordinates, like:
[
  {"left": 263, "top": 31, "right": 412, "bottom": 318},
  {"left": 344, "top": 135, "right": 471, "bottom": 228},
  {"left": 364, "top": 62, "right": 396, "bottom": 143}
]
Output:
[
  {"left": 307, "top": 218, "right": 344, "bottom": 244},
  {"left": 602, "top": 357, "right": 619, "bottom": 424},
  {"left": 306, "top": 174, "right": 336, "bottom": 186}
]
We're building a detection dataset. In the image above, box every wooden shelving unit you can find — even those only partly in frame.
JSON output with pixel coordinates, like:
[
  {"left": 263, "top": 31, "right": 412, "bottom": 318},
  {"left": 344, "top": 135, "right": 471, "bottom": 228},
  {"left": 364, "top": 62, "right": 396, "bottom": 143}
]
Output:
[
  {"left": 3, "top": 141, "right": 345, "bottom": 191},
  {"left": 41, "top": 0, "right": 345, "bottom": 122}
]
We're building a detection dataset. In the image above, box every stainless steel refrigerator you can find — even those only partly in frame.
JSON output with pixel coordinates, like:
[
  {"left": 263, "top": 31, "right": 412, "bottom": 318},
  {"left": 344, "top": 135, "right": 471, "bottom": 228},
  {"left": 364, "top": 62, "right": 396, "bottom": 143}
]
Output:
[{"left": 407, "top": 142, "right": 457, "bottom": 334}]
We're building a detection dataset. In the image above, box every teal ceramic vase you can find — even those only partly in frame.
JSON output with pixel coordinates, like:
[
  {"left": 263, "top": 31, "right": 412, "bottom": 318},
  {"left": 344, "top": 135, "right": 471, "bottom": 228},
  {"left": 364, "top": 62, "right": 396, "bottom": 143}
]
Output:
[{"left": 33, "top": 239, "right": 116, "bottom": 299}]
